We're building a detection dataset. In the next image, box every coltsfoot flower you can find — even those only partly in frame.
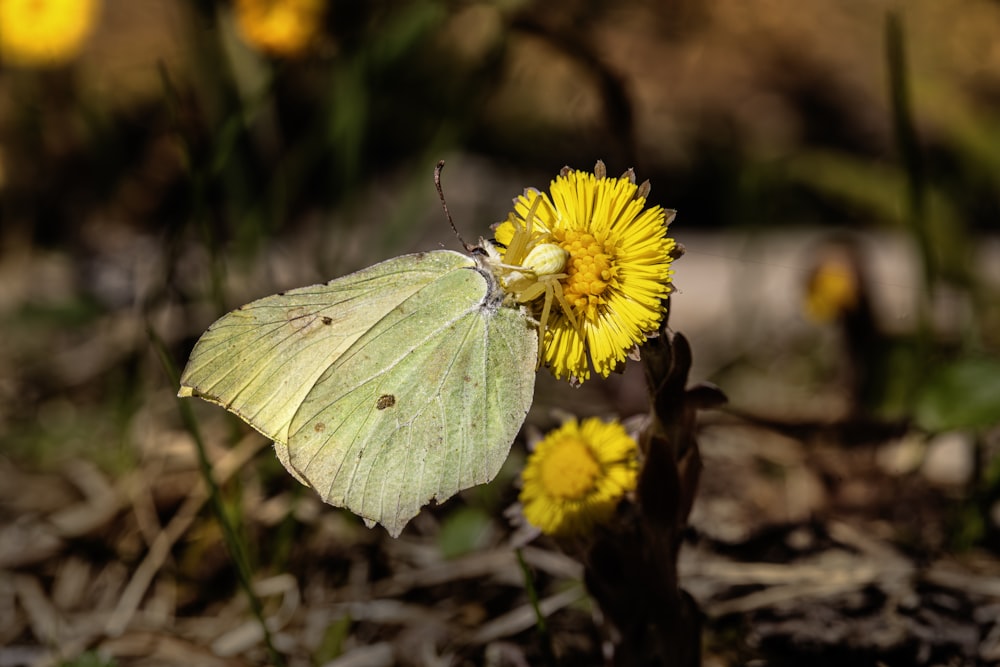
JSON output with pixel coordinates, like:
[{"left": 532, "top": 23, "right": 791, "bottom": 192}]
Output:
[
  {"left": 0, "top": 0, "right": 100, "bottom": 67},
  {"left": 804, "top": 245, "right": 859, "bottom": 323},
  {"left": 234, "top": 0, "right": 325, "bottom": 58},
  {"left": 491, "top": 161, "right": 677, "bottom": 383},
  {"left": 519, "top": 417, "right": 639, "bottom": 537}
]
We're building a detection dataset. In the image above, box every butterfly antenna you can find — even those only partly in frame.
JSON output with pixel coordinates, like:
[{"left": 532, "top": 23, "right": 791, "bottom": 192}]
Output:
[{"left": 434, "top": 161, "right": 475, "bottom": 253}]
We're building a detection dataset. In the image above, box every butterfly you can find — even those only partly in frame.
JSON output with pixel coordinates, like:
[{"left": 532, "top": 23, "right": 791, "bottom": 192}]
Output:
[{"left": 178, "top": 247, "right": 541, "bottom": 536}]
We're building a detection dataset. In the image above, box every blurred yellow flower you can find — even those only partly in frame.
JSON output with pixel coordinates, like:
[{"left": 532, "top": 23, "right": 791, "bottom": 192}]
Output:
[
  {"left": 519, "top": 417, "right": 639, "bottom": 537},
  {"left": 234, "top": 0, "right": 325, "bottom": 58},
  {"left": 805, "top": 252, "right": 858, "bottom": 323},
  {"left": 0, "top": 0, "right": 100, "bottom": 67},
  {"left": 493, "top": 162, "right": 677, "bottom": 383}
]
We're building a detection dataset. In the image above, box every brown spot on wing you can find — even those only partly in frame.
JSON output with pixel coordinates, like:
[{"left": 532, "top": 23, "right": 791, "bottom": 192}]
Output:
[{"left": 286, "top": 307, "right": 326, "bottom": 335}]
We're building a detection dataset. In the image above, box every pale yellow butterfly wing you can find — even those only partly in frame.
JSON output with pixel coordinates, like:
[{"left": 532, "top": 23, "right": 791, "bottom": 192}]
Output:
[
  {"left": 287, "top": 265, "right": 536, "bottom": 535},
  {"left": 178, "top": 250, "right": 537, "bottom": 535}
]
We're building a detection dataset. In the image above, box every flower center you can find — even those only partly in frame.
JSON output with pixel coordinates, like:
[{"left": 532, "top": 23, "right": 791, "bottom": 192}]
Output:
[
  {"left": 554, "top": 229, "right": 616, "bottom": 321},
  {"left": 539, "top": 436, "right": 601, "bottom": 500}
]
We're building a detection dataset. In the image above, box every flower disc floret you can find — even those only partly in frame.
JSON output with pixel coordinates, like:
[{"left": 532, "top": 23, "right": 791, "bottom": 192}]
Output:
[
  {"left": 519, "top": 417, "right": 639, "bottom": 537},
  {"left": 492, "top": 162, "right": 677, "bottom": 383}
]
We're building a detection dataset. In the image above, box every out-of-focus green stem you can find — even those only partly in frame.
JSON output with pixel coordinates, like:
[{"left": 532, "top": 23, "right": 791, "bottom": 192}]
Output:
[
  {"left": 515, "top": 547, "right": 555, "bottom": 665},
  {"left": 885, "top": 11, "right": 933, "bottom": 405},
  {"left": 886, "top": 13, "right": 930, "bottom": 294},
  {"left": 149, "top": 325, "right": 286, "bottom": 667}
]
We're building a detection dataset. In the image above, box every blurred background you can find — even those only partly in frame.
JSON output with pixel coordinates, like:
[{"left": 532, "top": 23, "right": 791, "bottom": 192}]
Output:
[{"left": 2, "top": 0, "right": 1000, "bottom": 665}]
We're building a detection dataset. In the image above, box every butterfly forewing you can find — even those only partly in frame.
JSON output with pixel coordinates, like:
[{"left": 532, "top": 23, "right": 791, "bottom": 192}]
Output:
[{"left": 179, "top": 251, "right": 479, "bottom": 443}]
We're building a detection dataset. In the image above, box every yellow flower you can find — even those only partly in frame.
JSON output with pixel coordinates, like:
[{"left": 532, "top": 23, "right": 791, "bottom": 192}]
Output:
[
  {"left": 804, "top": 251, "right": 858, "bottom": 323},
  {"left": 0, "top": 0, "right": 100, "bottom": 67},
  {"left": 519, "top": 417, "right": 639, "bottom": 537},
  {"left": 492, "top": 162, "right": 677, "bottom": 383},
  {"left": 234, "top": 0, "right": 325, "bottom": 58}
]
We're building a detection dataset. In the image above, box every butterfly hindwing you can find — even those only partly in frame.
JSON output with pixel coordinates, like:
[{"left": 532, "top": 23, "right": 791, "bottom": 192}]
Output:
[{"left": 288, "top": 261, "right": 537, "bottom": 536}]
